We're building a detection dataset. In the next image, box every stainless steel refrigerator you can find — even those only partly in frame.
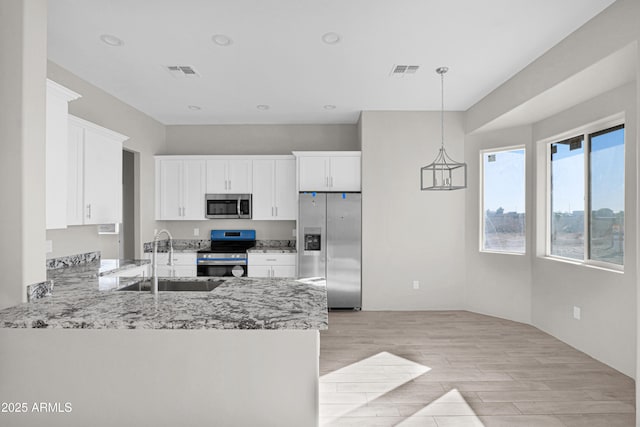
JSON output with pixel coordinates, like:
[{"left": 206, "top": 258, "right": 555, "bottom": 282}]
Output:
[{"left": 298, "top": 192, "right": 361, "bottom": 309}]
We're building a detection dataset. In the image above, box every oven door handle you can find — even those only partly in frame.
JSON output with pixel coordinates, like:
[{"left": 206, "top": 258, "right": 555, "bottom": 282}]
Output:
[{"left": 197, "top": 259, "right": 247, "bottom": 266}]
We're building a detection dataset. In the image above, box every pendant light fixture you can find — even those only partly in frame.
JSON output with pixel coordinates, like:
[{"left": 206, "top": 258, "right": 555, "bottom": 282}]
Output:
[{"left": 420, "top": 67, "right": 467, "bottom": 191}]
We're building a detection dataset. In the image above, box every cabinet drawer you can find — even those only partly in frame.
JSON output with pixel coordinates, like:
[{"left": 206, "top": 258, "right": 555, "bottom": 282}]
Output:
[{"left": 248, "top": 253, "right": 296, "bottom": 266}]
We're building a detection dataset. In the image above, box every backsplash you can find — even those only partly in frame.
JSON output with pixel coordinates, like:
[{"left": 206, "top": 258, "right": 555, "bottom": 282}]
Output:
[
  {"left": 143, "top": 239, "right": 296, "bottom": 252},
  {"left": 143, "top": 239, "right": 211, "bottom": 253},
  {"left": 46, "top": 251, "right": 100, "bottom": 270},
  {"left": 26, "top": 280, "right": 54, "bottom": 301},
  {"left": 255, "top": 240, "right": 296, "bottom": 248}
]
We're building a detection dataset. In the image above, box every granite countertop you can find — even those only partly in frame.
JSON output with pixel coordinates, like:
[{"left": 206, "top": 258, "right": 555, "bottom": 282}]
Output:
[{"left": 0, "top": 261, "right": 327, "bottom": 330}]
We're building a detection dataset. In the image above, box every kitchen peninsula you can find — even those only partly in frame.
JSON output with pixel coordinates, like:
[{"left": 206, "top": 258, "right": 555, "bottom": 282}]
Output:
[{"left": 0, "top": 259, "right": 328, "bottom": 427}]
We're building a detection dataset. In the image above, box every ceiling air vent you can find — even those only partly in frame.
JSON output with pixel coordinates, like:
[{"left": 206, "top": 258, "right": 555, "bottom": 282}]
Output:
[
  {"left": 164, "top": 65, "right": 200, "bottom": 78},
  {"left": 390, "top": 64, "right": 420, "bottom": 77}
]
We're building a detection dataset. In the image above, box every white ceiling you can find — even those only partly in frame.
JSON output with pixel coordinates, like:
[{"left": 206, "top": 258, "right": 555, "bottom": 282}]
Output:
[{"left": 47, "top": 0, "right": 616, "bottom": 125}]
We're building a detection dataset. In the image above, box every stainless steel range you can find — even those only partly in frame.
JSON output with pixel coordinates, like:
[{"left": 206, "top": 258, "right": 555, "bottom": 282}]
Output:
[{"left": 196, "top": 230, "right": 256, "bottom": 277}]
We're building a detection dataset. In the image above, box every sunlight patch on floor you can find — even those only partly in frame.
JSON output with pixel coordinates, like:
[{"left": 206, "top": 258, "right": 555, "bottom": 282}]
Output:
[
  {"left": 396, "top": 388, "right": 485, "bottom": 426},
  {"left": 320, "top": 351, "right": 431, "bottom": 425}
]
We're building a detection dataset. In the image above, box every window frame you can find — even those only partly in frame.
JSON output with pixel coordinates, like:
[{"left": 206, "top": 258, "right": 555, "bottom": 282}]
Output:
[
  {"left": 479, "top": 144, "right": 527, "bottom": 256},
  {"left": 542, "top": 115, "right": 625, "bottom": 271}
]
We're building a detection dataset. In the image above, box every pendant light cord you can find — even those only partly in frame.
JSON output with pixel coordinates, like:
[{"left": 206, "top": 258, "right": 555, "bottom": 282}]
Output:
[{"left": 440, "top": 70, "right": 444, "bottom": 150}]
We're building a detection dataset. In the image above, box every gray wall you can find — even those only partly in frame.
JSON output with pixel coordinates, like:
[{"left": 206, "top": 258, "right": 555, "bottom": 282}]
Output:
[
  {"left": 46, "top": 61, "right": 166, "bottom": 259},
  {"left": 360, "top": 111, "right": 467, "bottom": 310},
  {"left": 530, "top": 83, "right": 637, "bottom": 377},
  {"left": 165, "top": 124, "right": 358, "bottom": 155},
  {"left": 0, "top": 0, "right": 47, "bottom": 308},
  {"left": 463, "top": 0, "right": 639, "bottom": 379},
  {"left": 464, "top": 125, "right": 533, "bottom": 324},
  {"left": 122, "top": 150, "right": 136, "bottom": 259}
]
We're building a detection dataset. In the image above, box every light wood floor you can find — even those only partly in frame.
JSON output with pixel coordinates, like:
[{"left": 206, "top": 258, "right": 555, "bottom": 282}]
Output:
[{"left": 319, "top": 311, "right": 635, "bottom": 427}]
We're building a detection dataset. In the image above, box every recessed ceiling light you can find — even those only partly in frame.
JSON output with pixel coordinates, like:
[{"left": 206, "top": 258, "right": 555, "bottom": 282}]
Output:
[
  {"left": 100, "top": 34, "right": 124, "bottom": 47},
  {"left": 323, "top": 105, "right": 336, "bottom": 110},
  {"left": 187, "top": 105, "right": 201, "bottom": 111},
  {"left": 321, "top": 32, "right": 341, "bottom": 45},
  {"left": 212, "top": 34, "right": 233, "bottom": 46},
  {"left": 256, "top": 104, "right": 270, "bottom": 111}
]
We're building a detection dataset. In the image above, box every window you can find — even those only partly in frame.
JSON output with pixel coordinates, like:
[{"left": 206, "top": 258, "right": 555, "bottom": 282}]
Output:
[
  {"left": 481, "top": 147, "right": 526, "bottom": 254},
  {"left": 548, "top": 124, "right": 624, "bottom": 267}
]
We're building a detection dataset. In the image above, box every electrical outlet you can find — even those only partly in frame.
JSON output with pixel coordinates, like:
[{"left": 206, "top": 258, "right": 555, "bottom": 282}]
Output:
[
  {"left": 45, "top": 240, "right": 53, "bottom": 253},
  {"left": 413, "top": 280, "right": 420, "bottom": 290},
  {"left": 573, "top": 306, "right": 581, "bottom": 320},
  {"left": 194, "top": 228, "right": 199, "bottom": 236}
]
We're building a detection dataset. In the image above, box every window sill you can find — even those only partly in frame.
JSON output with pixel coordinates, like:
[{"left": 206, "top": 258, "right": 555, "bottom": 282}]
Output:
[
  {"left": 480, "top": 250, "right": 526, "bottom": 256},
  {"left": 538, "top": 255, "right": 624, "bottom": 274}
]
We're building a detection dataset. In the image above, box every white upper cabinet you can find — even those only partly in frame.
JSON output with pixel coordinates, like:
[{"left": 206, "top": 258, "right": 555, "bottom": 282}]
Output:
[
  {"left": 252, "top": 157, "right": 296, "bottom": 220},
  {"left": 157, "top": 159, "right": 182, "bottom": 220},
  {"left": 295, "top": 152, "right": 361, "bottom": 192},
  {"left": 206, "top": 159, "right": 252, "bottom": 193},
  {"left": 298, "top": 157, "right": 328, "bottom": 191},
  {"left": 67, "top": 115, "right": 127, "bottom": 226},
  {"left": 45, "top": 80, "right": 80, "bottom": 230},
  {"left": 156, "top": 157, "right": 206, "bottom": 220},
  {"left": 183, "top": 160, "right": 207, "bottom": 220},
  {"left": 328, "top": 155, "right": 361, "bottom": 191}
]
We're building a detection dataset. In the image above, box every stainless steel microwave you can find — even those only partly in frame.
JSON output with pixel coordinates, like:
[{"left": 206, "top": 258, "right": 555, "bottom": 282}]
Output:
[{"left": 205, "top": 194, "right": 252, "bottom": 219}]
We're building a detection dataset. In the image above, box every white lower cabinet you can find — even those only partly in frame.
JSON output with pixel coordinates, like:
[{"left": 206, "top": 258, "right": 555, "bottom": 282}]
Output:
[
  {"left": 143, "top": 252, "right": 197, "bottom": 277},
  {"left": 104, "top": 265, "right": 149, "bottom": 278},
  {"left": 248, "top": 253, "right": 296, "bottom": 278},
  {"left": 101, "top": 265, "right": 149, "bottom": 279}
]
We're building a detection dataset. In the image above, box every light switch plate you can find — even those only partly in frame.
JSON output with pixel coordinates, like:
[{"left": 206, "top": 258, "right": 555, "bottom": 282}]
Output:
[
  {"left": 573, "top": 306, "right": 581, "bottom": 320},
  {"left": 413, "top": 280, "right": 419, "bottom": 290}
]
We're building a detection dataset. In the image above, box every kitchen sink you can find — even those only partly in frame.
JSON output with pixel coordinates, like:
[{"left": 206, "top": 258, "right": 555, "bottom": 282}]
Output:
[{"left": 118, "top": 279, "right": 225, "bottom": 292}]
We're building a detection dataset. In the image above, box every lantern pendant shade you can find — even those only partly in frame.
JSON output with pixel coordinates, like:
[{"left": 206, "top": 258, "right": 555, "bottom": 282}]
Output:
[
  {"left": 420, "top": 147, "right": 467, "bottom": 190},
  {"left": 421, "top": 67, "right": 467, "bottom": 191}
]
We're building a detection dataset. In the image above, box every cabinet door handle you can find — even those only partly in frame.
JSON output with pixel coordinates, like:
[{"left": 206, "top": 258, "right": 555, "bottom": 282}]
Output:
[
  {"left": 330, "top": 176, "right": 334, "bottom": 187},
  {"left": 227, "top": 180, "right": 231, "bottom": 190},
  {"left": 325, "top": 176, "right": 329, "bottom": 187},
  {"left": 275, "top": 206, "right": 278, "bottom": 217},
  {"left": 86, "top": 204, "right": 91, "bottom": 219}
]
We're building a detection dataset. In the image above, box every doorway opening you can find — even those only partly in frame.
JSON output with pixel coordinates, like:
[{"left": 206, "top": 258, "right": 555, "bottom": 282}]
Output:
[{"left": 121, "top": 149, "right": 137, "bottom": 259}]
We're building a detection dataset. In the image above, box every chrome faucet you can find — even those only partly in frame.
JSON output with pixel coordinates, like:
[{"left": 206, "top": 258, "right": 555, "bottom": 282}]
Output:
[{"left": 151, "top": 229, "right": 174, "bottom": 294}]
